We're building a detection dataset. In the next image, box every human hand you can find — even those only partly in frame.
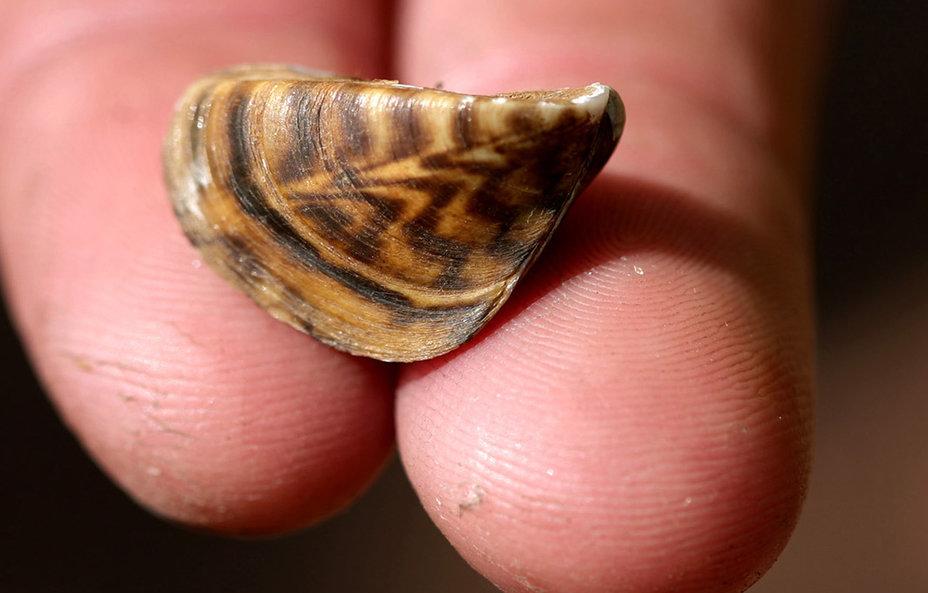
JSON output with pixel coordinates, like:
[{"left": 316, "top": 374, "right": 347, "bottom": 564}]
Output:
[{"left": 0, "top": 1, "right": 827, "bottom": 591}]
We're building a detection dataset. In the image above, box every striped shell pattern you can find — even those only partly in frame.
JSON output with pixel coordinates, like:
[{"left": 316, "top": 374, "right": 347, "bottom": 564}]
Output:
[{"left": 163, "top": 65, "right": 624, "bottom": 361}]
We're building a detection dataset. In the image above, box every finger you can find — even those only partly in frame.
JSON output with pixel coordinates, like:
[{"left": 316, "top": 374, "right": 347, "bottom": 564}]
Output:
[
  {"left": 395, "top": 1, "right": 824, "bottom": 591},
  {"left": 0, "top": 0, "right": 395, "bottom": 534}
]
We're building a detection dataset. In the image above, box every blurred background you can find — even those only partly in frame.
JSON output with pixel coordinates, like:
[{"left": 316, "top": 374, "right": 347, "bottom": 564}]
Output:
[{"left": 2, "top": 1, "right": 926, "bottom": 591}]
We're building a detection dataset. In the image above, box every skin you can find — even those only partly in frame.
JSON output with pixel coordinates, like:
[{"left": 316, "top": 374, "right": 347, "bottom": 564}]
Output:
[{"left": 0, "top": 1, "right": 828, "bottom": 592}]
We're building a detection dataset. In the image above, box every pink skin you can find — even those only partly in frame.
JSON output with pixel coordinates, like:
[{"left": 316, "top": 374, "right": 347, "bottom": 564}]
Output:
[
  {"left": 0, "top": 0, "right": 397, "bottom": 534},
  {"left": 394, "top": 2, "right": 825, "bottom": 591},
  {"left": 0, "top": 1, "right": 826, "bottom": 591}
]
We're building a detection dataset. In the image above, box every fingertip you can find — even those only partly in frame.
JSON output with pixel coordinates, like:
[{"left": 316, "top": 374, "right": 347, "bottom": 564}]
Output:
[
  {"left": 0, "top": 4, "right": 397, "bottom": 534},
  {"left": 397, "top": 325, "right": 810, "bottom": 593},
  {"left": 31, "top": 256, "right": 396, "bottom": 534},
  {"left": 395, "top": 175, "right": 813, "bottom": 592}
]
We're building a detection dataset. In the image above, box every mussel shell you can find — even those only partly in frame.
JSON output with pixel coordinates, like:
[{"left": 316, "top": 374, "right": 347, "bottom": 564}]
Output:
[{"left": 163, "top": 65, "right": 623, "bottom": 361}]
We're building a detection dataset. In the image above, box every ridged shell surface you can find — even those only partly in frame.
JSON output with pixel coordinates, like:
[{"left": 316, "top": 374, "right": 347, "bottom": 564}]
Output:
[{"left": 164, "top": 65, "right": 624, "bottom": 361}]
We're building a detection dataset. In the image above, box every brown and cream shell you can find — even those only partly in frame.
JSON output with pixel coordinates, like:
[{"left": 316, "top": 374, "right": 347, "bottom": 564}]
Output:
[{"left": 163, "top": 64, "right": 624, "bottom": 361}]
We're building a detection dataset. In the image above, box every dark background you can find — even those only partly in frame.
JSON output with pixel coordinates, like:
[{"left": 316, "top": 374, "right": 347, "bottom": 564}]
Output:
[{"left": 2, "top": 2, "right": 927, "bottom": 592}]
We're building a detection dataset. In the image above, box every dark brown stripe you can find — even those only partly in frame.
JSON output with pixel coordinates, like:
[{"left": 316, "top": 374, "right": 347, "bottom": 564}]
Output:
[
  {"left": 337, "top": 86, "right": 374, "bottom": 158},
  {"left": 223, "top": 90, "right": 481, "bottom": 321},
  {"left": 294, "top": 190, "right": 405, "bottom": 265},
  {"left": 275, "top": 84, "right": 324, "bottom": 183},
  {"left": 386, "top": 93, "right": 429, "bottom": 161}
]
